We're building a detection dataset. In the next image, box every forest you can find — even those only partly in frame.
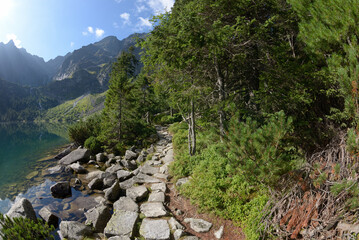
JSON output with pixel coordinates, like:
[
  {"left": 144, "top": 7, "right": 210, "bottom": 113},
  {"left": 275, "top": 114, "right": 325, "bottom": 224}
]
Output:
[{"left": 70, "top": 0, "right": 359, "bottom": 239}]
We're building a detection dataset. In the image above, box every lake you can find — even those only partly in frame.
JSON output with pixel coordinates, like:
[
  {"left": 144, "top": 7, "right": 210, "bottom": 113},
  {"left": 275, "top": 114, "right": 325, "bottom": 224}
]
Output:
[{"left": 0, "top": 122, "right": 69, "bottom": 200}]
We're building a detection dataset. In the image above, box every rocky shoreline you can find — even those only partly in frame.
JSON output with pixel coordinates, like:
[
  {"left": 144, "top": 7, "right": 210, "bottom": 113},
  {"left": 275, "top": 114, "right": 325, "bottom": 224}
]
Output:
[{"left": 1, "top": 126, "right": 225, "bottom": 240}]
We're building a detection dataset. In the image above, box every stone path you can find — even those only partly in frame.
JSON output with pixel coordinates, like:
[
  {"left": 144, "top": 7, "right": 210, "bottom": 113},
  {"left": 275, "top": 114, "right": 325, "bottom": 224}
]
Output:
[{"left": 9, "top": 125, "right": 221, "bottom": 240}]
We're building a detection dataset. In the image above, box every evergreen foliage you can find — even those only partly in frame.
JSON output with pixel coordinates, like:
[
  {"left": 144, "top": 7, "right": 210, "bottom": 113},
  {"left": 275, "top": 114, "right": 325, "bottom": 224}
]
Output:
[{"left": 0, "top": 214, "right": 55, "bottom": 240}]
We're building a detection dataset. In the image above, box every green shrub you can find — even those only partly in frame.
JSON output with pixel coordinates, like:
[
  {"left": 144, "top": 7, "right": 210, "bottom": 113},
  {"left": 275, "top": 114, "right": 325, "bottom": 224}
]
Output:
[
  {"left": 154, "top": 113, "right": 182, "bottom": 125},
  {"left": 0, "top": 214, "right": 55, "bottom": 240},
  {"left": 84, "top": 136, "right": 103, "bottom": 154},
  {"left": 68, "top": 115, "right": 102, "bottom": 146}
]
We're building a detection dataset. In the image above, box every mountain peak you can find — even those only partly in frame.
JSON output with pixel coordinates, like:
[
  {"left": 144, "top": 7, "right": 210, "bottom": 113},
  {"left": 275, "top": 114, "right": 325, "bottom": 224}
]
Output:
[{"left": 6, "top": 40, "right": 15, "bottom": 47}]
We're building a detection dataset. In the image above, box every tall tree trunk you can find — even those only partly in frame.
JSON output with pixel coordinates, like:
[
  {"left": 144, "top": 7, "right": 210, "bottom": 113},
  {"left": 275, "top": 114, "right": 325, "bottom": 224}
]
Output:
[
  {"left": 118, "top": 99, "right": 122, "bottom": 141},
  {"left": 170, "top": 107, "right": 174, "bottom": 117},
  {"left": 215, "top": 61, "right": 226, "bottom": 139},
  {"left": 188, "top": 115, "right": 192, "bottom": 156}
]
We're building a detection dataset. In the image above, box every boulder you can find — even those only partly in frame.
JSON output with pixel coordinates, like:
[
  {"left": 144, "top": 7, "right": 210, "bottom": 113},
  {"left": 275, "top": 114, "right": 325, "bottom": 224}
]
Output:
[
  {"left": 125, "top": 150, "right": 138, "bottom": 160},
  {"left": 96, "top": 153, "right": 107, "bottom": 162},
  {"left": 46, "top": 165, "right": 65, "bottom": 175},
  {"left": 113, "top": 197, "right": 139, "bottom": 212},
  {"left": 182, "top": 237, "right": 200, "bottom": 240},
  {"left": 58, "top": 148, "right": 90, "bottom": 165},
  {"left": 214, "top": 226, "right": 224, "bottom": 239},
  {"left": 85, "top": 204, "right": 112, "bottom": 232},
  {"left": 119, "top": 177, "right": 137, "bottom": 189},
  {"left": 169, "top": 217, "right": 185, "bottom": 231},
  {"left": 59, "top": 221, "right": 92, "bottom": 240},
  {"left": 50, "top": 182, "right": 71, "bottom": 198},
  {"left": 140, "top": 218, "right": 170, "bottom": 240},
  {"left": 174, "top": 229, "right": 186, "bottom": 240},
  {"left": 126, "top": 185, "right": 148, "bottom": 202},
  {"left": 135, "top": 173, "right": 162, "bottom": 184},
  {"left": 176, "top": 177, "right": 190, "bottom": 187},
  {"left": 6, "top": 198, "right": 36, "bottom": 221},
  {"left": 104, "top": 210, "right": 138, "bottom": 238},
  {"left": 39, "top": 207, "right": 59, "bottom": 227},
  {"left": 86, "top": 170, "right": 105, "bottom": 181},
  {"left": 103, "top": 173, "right": 117, "bottom": 188},
  {"left": 69, "top": 162, "right": 87, "bottom": 174},
  {"left": 117, "top": 170, "right": 133, "bottom": 181},
  {"left": 154, "top": 173, "right": 170, "bottom": 181},
  {"left": 104, "top": 180, "right": 121, "bottom": 202},
  {"left": 88, "top": 177, "right": 103, "bottom": 190},
  {"left": 140, "top": 202, "right": 167, "bottom": 218},
  {"left": 106, "top": 164, "right": 123, "bottom": 174},
  {"left": 184, "top": 218, "right": 212, "bottom": 233},
  {"left": 140, "top": 165, "right": 159, "bottom": 175},
  {"left": 55, "top": 144, "right": 75, "bottom": 159},
  {"left": 150, "top": 182, "right": 167, "bottom": 192},
  {"left": 148, "top": 191, "right": 165, "bottom": 202},
  {"left": 120, "top": 159, "right": 137, "bottom": 170},
  {"left": 108, "top": 236, "right": 131, "bottom": 240}
]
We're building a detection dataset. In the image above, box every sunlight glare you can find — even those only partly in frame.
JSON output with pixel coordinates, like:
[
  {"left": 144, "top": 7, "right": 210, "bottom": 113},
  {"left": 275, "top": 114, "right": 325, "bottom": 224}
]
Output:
[{"left": 0, "top": 0, "right": 14, "bottom": 19}]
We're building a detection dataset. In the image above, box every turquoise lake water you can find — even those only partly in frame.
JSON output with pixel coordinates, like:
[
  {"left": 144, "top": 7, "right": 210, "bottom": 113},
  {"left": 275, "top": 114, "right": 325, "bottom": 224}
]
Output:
[{"left": 0, "top": 123, "right": 69, "bottom": 199}]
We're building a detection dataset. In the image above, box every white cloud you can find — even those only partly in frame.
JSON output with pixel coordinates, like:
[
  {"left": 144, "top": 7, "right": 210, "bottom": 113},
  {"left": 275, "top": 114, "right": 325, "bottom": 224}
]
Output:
[
  {"left": 148, "top": 0, "right": 174, "bottom": 14},
  {"left": 95, "top": 28, "right": 105, "bottom": 38},
  {"left": 70, "top": 42, "right": 75, "bottom": 47},
  {"left": 5, "top": 33, "right": 21, "bottom": 48},
  {"left": 88, "top": 26, "right": 94, "bottom": 33},
  {"left": 120, "top": 12, "right": 131, "bottom": 25},
  {"left": 113, "top": 22, "right": 119, "bottom": 29},
  {"left": 138, "top": 17, "right": 152, "bottom": 30},
  {"left": 136, "top": 4, "right": 147, "bottom": 13}
]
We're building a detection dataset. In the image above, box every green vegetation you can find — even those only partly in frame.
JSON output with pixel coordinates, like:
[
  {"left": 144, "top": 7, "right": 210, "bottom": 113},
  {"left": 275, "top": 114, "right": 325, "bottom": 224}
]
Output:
[
  {"left": 39, "top": 92, "right": 106, "bottom": 122},
  {"left": 0, "top": 214, "right": 55, "bottom": 240}
]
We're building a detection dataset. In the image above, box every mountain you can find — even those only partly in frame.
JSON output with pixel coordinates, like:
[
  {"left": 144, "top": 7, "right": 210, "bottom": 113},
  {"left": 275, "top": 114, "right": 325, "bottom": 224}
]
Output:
[
  {"left": 42, "top": 33, "right": 145, "bottom": 101},
  {"left": 0, "top": 79, "right": 58, "bottom": 121},
  {"left": 0, "top": 41, "right": 52, "bottom": 87}
]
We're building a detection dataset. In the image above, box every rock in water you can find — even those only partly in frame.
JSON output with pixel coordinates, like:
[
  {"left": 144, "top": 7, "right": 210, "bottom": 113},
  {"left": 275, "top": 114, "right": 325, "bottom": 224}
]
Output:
[
  {"left": 85, "top": 205, "right": 111, "bottom": 232},
  {"left": 50, "top": 181, "right": 72, "bottom": 198},
  {"left": 140, "top": 218, "right": 170, "bottom": 240},
  {"left": 6, "top": 198, "right": 36, "bottom": 221},
  {"left": 104, "top": 210, "right": 138, "bottom": 238},
  {"left": 60, "top": 221, "right": 92, "bottom": 240},
  {"left": 39, "top": 207, "right": 59, "bottom": 227},
  {"left": 58, "top": 148, "right": 90, "bottom": 165}
]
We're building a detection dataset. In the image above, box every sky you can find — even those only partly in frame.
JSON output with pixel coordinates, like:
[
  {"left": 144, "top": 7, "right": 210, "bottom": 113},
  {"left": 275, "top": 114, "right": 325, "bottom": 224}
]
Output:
[{"left": 0, "top": 0, "right": 174, "bottom": 61}]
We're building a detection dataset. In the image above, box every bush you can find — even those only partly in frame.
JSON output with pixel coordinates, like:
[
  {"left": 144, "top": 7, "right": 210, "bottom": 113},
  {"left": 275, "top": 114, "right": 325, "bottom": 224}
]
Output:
[
  {"left": 84, "top": 136, "right": 103, "bottom": 154},
  {"left": 68, "top": 115, "right": 102, "bottom": 146},
  {"left": 0, "top": 214, "right": 55, "bottom": 240}
]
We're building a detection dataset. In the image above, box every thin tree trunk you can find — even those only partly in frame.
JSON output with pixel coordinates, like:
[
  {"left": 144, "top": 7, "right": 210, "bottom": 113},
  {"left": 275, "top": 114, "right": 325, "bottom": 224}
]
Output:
[
  {"left": 170, "top": 107, "right": 174, "bottom": 117},
  {"left": 190, "top": 98, "right": 196, "bottom": 155},
  {"left": 188, "top": 115, "right": 192, "bottom": 156},
  {"left": 119, "top": 99, "right": 122, "bottom": 141}
]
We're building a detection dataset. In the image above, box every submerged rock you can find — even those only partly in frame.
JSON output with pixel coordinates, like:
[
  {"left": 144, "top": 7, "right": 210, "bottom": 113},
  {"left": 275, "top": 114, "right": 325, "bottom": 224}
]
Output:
[{"left": 50, "top": 181, "right": 72, "bottom": 198}]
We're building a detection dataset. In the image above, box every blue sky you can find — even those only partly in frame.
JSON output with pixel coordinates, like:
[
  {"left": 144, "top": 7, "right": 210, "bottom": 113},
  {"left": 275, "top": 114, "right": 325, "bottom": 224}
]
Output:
[{"left": 0, "top": 0, "right": 174, "bottom": 61}]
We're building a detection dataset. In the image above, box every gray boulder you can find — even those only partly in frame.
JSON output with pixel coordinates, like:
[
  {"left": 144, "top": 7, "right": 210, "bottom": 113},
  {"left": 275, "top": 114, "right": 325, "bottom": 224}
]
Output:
[
  {"left": 113, "top": 197, "right": 139, "bottom": 212},
  {"left": 140, "top": 218, "right": 170, "bottom": 240},
  {"left": 50, "top": 182, "right": 71, "bottom": 198},
  {"left": 60, "top": 221, "right": 92, "bottom": 240},
  {"left": 126, "top": 185, "right": 148, "bottom": 202},
  {"left": 176, "top": 177, "right": 190, "bottom": 187},
  {"left": 55, "top": 144, "right": 75, "bottom": 159},
  {"left": 88, "top": 177, "right": 103, "bottom": 190},
  {"left": 104, "top": 180, "right": 121, "bottom": 202},
  {"left": 58, "top": 148, "right": 90, "bottom": 165},
  {"left": 103, "top": 173, "right": 117, "bottom": 188},
  {"left": 120, "top": 159, "right": 137, "bottom": 170},
  {"left": 174, "top": 229, "right": 186, "bottom": 240},
  {"left": 125, "top": 150, "right": 138, "bottom": 160},
  {"left": 39, "top": 206, "right": 59, "bottom": 227},
  {"left": 148, "top": 191, "right": 165, "bottom": 202},
  {"left": 214, "top": 226, "right": 224, "bottom": 239},
  {"left": 140, "top": 202, "right": 167, "bottom": 218},
  {"left": 85, "top": 204, "right": 111, "bottom": 232},
  {"left": 117, "top": 170, "right": 133, "bottom": 181},
  {"left": 182, "top": 237, "right": 200, "bottom": 240},
  {"left": 150, "top": 182, "right": 167, "bottom": 192},
  {"left": 69, "top": 162, "right": 87, "bottom": 174},
  {"left": 169, "top": 217, "right": 185, "bottom": 231},
  {"left": 108, "top": 236, "right": 131, "bottom": 240},
  {"left": 96, "top": 152, "right": 106, "bottom": 162},
  {"left": 104, "top": 210, "right": 138, "bottom": 238},
  {"left": 119, "top": 177, "right": 137, "bottom": 189},
  {"left": 184, "top": 218, "right": 212, "bottom": 233},
  {"left": 46, "top": 165, "right": 65, "bottom": 175},
  {"left": 106, "top": 164, "right": 123, "bottom": 174},
  {"left": 6, "top": 198, "right": 36, "bottom": 221},
  {"left": 135, "top": 173, "right": 162, "bottom": 184},
  {"left": 140, "top": 165, "right": 159, "bottom": 175}
]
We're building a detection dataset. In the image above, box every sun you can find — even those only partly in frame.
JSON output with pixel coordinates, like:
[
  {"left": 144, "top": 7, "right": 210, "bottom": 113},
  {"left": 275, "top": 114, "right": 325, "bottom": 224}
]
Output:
[{"left": 0, "top": 0, "right": 14, "bottom": 19}]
